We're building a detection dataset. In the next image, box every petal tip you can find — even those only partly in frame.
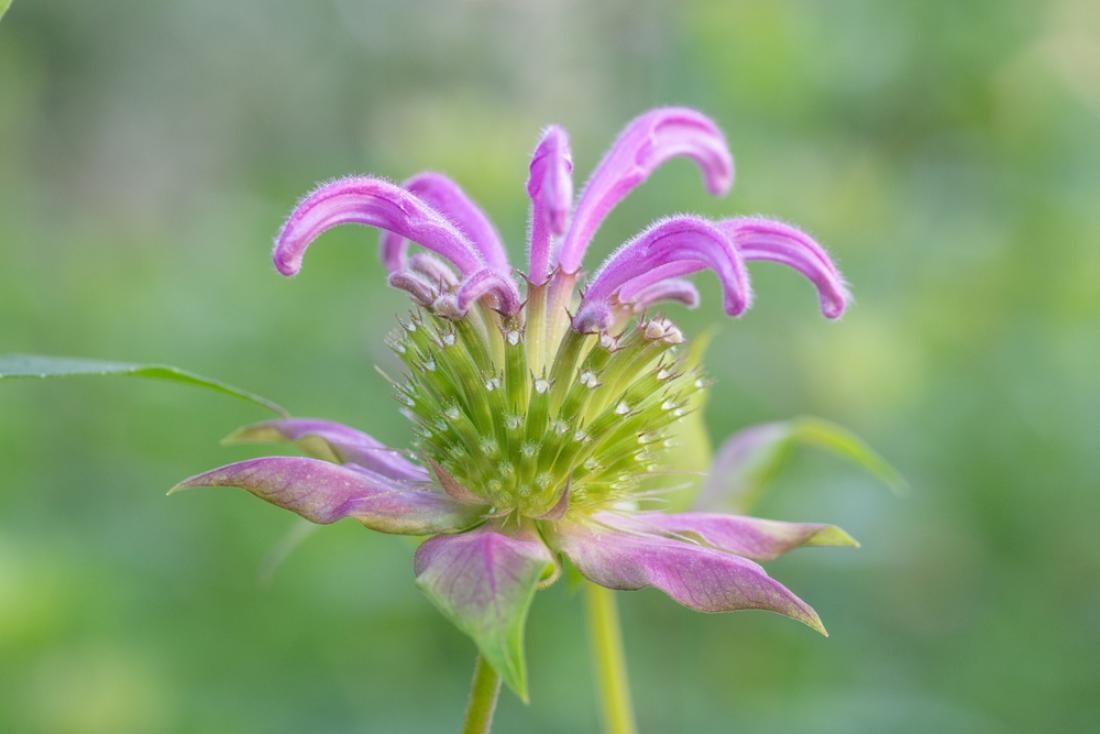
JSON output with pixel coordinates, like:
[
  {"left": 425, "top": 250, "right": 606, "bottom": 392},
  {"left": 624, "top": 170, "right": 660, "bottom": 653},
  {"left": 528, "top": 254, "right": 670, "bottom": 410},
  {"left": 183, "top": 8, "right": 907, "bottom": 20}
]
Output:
[
  {"left": 166, "top": 480, "right": 196, "bottom": 496},
  {"left": 808, "top": 525, "right": 861, "bottom": 550},
  {"left": 272, "top": 247, "right": 301, "bottom": 277}
]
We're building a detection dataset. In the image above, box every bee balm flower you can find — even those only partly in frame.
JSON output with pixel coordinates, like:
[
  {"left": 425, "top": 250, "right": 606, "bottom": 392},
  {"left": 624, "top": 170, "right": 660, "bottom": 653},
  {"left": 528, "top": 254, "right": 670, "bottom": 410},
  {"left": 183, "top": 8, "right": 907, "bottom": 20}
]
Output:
[{"left": 172, "top": 107, "right": 855, "bottom": 700}]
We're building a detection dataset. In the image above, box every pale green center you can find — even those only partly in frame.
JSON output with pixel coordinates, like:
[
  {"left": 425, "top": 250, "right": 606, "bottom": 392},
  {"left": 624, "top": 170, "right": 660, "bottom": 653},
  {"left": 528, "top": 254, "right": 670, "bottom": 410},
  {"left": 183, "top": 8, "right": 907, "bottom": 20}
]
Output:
[{"left": 388, "top": 284, "right": 705, "bottom": 517}]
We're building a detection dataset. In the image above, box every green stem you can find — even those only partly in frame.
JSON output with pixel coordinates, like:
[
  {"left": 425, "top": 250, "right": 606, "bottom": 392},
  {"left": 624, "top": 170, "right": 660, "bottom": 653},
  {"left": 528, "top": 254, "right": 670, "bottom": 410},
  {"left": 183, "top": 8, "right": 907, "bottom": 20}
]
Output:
[
  {"left": 585, "top": 583, "right": 637, "bottom": 734},
  {"left": 460, "top": 655, "right": 502, "bottom": 734}
]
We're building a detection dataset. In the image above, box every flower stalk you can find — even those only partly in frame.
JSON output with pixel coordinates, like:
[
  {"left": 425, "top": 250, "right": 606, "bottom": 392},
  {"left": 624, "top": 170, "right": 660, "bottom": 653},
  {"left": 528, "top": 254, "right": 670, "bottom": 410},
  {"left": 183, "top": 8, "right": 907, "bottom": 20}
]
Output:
[
  {"left": 586, "top": 582, "right": 637, "bottom": 734},
  {"left": 461, "top": 655, "right": 502, "bottom": 734}
]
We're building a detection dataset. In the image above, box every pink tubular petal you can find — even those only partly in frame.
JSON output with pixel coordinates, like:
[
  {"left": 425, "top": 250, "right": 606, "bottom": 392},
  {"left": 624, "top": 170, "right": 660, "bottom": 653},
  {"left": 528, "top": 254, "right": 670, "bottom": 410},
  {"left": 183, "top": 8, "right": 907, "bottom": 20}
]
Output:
[
  {"left": 409, "top": 252, "right": 459, "bottom": 289},
  {"left": 274, "top": 177, "right": 484, "bottom": 278},
  {"left": 596, "top": 511, "right": 858, "bottom": 562},
  {"left": 415, "top": 522, "right": 554, "bottom": 698},
  {"left": 171, "top": 457, "right": 482, "bottom": 534},
  {"left": 555, "top": 107, "right": 734, "bottom": 274},
  {"left": 720, "top": 217, "right": 850, "bottom": 319},
  {"left": 549, "top": 520, "right": 825, "bottom": 634},
  {"left": 615, "top": 260, "right": 705, "bottom": 302},
  {"left": 527, "top": 126, "right": 574, "bottom": 281},
  {"left": 627, "top": 278, "right": 701, "bottom": 311},
  {"left": 387, "top": 270, "right": 438, "bottom": 307},
  {"left": 223, "top": 418, "right": 429, "bottom": 482},
  {"left": 456, "top": 268, "right": 523, "bottom": 316},
  {"left": 380, "top": 172, "right": 510, "bottom": 274},
  {"left": 574, "top": 217, "right": 751, "bottom": 332}
]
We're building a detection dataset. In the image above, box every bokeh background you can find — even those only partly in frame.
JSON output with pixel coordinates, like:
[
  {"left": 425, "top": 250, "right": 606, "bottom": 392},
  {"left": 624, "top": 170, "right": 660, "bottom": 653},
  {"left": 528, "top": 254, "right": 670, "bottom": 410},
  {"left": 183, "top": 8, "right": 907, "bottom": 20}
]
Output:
[{"left": 2, "top": 1, "right": 1098, "bottom": 732}]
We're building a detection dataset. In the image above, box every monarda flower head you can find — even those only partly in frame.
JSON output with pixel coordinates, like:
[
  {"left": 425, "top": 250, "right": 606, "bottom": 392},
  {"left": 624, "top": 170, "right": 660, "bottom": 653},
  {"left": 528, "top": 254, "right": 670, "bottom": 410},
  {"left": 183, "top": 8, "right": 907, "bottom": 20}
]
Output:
[{"left": 172, "top": 107, "right": 856, "bottom": 700}]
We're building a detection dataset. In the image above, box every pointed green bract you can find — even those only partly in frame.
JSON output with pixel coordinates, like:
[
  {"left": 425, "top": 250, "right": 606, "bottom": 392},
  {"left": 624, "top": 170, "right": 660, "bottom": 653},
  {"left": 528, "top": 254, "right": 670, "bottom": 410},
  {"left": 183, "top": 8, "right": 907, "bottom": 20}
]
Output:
[
  {"left": 414, "top": 522, "right": 554, "bottom": 700},
  {"left": 0, "top": 354, "right": 288, "bottom": 416},
  {"left": 389, "top": 311, "right": 706, "bottom": 518}
]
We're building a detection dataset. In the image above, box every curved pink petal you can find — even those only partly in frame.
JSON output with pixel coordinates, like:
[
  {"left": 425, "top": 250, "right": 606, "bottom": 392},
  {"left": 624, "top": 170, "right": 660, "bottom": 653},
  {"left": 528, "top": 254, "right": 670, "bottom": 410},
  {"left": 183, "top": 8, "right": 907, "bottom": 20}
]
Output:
[
  {"left": 627, "top": 277, "right": 701, "bottom": 311},
  {"left": 527, "top": 125, "right": 574, "bottom": 280},
  {"left": 455, "top": 268, "right": 523, "bottom": 316},
  {"left": 380, "top": 172, "right": 509, "bottom": 274},
  {"left": 408, "top": 252, "right": 459, "bottom": 289},
  {"left": 555, "top": 107, "right": 734, "bottom": 274},
  {"left": 615, "top": 260, "right": 705, "bottom": 302},
  {"left": 574, "top": 217, "right": 751, "bottom": 332},
  {"left": 548, "top": 520, "right": 825, "bottom": 634},
  {"left": 596, "top": 511, "right": 858, "bottom": 561},
  {"left": 415, "top": 522, "right": 554, "bottom": 699},
  {"left": 719, "top": 217, "right": 850, "bottom": 319},
  {"left": 223, "top": 418, "right": 429, "bottom": 482},
  {"left": 274, "top": 177, "right": 484, "bottom": 278},
  {"left": 171, "top": 457, "right": 482, "bottom": 534},
  {"left": 387, "top": 270, "right": 438, "bottom": 306}
]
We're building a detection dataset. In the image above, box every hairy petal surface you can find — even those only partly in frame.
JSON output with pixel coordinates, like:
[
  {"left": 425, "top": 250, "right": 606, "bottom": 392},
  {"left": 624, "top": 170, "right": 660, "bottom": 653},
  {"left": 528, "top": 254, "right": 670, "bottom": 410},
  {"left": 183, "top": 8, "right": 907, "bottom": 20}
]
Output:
[
  {"left": 274, "top": 176, "right": 484, "bottom": 277},
  {"left": 556, "top": 107, "right": 734, "bottom": 274},
  {"left": 381, "top": 172, "right": 510, "bottom": 273},
  {"left": 597, "top": 511, "right": 858, "bottom": 561},
  {"left": 172, "top": 457, "right": 480, "bottom": 534},
  {"left": 720, "top": 217, "right": 850, "bottom": 319},
  {"left": 627, "top": 277, "right": 701, "bottom": 311},
  {"left": 224, "top": 418, "right": 429, "bottom": 481},
  {"left": 387, "top": 270, "right": 438, "bottom": 307},
  {"left": 527, "top": 125, "right": 574, "bottom": 280},
  {"left": 409, "top": 252, "right": 459, "bottom": 289},
  {"left": 549, "top": 521, "right": 826, "bottom": 634},
  {"left": 615, "top": 260, "right": 706, "bottom": 303},
  {"left": 456, "top": 268, "right": 523, "bottom": 316},
  {"left": 414, "top": 522, "right": 554, "bottom": 700},
  {"left": 574, "top": 217, "right": 751, "bottom": 332}
]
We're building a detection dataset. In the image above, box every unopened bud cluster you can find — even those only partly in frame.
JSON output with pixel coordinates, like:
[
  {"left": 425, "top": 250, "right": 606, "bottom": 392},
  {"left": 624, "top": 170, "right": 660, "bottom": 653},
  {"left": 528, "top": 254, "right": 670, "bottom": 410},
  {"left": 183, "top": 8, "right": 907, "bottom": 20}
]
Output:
[{"left": 387, "top": 304, "right": 706, "bottom": 517}]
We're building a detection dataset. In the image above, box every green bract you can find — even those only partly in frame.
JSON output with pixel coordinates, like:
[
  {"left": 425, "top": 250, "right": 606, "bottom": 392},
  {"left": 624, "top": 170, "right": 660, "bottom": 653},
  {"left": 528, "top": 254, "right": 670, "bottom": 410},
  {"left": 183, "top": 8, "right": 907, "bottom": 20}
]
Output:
[{"left": 389, "top": 308, "right": 705, "bottom": 519}]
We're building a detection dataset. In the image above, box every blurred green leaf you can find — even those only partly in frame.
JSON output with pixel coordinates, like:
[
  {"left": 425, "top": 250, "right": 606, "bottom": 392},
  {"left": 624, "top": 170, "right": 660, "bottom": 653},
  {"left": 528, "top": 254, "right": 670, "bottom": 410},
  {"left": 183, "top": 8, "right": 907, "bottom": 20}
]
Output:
[
  {"left": 0, "top": 1, "right": 11, "bottom": 22},
  {"left": 643, "top": 327, "right": 718, "bottom": 511},
  {"left": 700, "top": 415, "right": 906, "bottom": 512},
  {"left": 0, "top": 354, "right": 288, "bottom": 416},
  {"left": 257, "top": 519, "right": 319, "bottom": 587}
]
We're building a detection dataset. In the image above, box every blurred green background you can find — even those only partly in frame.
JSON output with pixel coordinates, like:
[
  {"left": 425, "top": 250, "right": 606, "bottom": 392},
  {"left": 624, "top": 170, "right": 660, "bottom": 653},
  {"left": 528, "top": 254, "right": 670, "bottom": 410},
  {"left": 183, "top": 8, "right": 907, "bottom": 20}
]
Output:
[{"left": 2, "top": 1, "right": 1098, "bottom": 731}]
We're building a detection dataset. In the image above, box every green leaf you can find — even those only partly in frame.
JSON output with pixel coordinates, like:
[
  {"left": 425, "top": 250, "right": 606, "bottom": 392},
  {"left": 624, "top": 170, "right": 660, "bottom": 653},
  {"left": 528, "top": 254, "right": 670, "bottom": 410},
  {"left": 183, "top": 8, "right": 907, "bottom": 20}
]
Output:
[
  {"left": 258, "top": 519, "right": 319, "bottom": 587},
  {"left": 701, "top": 415, "right": 906, "bottom": 513},
  {"left": 0, "top": 1, "right": 11, "bottom": 22},
  {"left": 0, "top": 354, "right": 288, "bottom": 416}
]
